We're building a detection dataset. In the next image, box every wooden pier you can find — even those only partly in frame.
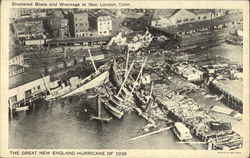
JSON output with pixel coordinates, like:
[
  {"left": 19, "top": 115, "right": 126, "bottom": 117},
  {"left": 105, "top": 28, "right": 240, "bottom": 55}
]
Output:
[{"left": 209, "top": 81, "right": 243, "bottom": 113}]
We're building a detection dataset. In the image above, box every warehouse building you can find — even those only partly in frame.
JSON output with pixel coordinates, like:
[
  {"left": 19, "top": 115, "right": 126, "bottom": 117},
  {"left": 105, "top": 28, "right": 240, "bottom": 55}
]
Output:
[
  {"left": 8, "top": 69, "right": 50, "bottom": 107},
  {"left": 151, "top": 9, "right": 215, "bottom": 27}
]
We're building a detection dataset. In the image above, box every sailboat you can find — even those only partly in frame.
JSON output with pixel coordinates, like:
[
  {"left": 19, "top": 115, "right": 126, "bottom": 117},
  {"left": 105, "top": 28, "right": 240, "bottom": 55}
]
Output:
[
  {"left": 90, "top": 95, "right": 112, "bottom": 122},
  {"left": 101, "top": 97, "right": 124, "bottom": 119},
  {"left": 44, "top": 47, "right": 110, "bottom": 100}
]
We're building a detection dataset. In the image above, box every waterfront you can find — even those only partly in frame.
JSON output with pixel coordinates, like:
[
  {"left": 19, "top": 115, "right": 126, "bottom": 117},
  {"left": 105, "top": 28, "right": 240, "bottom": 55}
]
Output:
[
  {"left": 9, "top": 43, "right": 242, "bottom": 150},
  {"left": 9, "top": 97, "right": 205, "bottom": 149}
]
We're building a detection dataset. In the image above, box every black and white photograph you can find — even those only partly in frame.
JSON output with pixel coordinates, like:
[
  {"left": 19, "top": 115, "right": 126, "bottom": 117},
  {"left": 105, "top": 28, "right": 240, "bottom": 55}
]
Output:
[{"left": 1, "top": 1, "right": 249, "bottom": 157}]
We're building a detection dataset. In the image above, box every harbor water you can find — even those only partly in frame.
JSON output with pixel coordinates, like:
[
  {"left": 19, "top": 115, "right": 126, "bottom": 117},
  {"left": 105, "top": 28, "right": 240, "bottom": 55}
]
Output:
[
  {"left": 9, "top": 97, "right": 204, "bottom": 149},
  {"left": 9, "top": 44, "right": 242, "bottom": 150}
]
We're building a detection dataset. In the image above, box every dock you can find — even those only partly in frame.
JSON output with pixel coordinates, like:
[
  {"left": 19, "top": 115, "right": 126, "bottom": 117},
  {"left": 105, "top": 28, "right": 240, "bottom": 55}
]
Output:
[
  {"left": 209, "top": 80, "right": 243, "bottom": 113},
  {"left": 152, "top": 82, "right": 243, "bottom": 150}
]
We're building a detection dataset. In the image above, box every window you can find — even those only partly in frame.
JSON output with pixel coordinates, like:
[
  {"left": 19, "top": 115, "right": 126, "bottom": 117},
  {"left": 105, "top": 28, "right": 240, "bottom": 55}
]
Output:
[
  {"left": 76, "top": 24, "right": 78, "bottom": 26},
  {"left": 203, "top": 16, "right": 207, "bottom": 20},
  {"left": 104, "top": 31, "right": 106, "bottom": 33},
  {"left": 190, "top": 18, "right": 195, "bottom": 21},
  {"left": 99, "top": 31, "right": 102, "bottom": 34},
  {"left": 198, "top": 16, "right": 200, "bottom": 20},
  {"left": 183, "top": 18, "right": 189, "bottom": 22},
  {"left": 177, "top": 19, "right": 182, "bottom": 23}
]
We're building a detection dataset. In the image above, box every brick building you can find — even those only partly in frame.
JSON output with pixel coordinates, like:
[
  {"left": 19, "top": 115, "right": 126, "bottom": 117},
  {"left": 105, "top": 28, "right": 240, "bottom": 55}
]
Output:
[{"left": 69, "top": 11, "right": 89, "bottom": 37}]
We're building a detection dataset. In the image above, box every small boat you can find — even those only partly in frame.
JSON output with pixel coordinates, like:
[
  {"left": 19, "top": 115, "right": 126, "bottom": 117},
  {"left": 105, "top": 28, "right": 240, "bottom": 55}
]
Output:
[
  {"left": 101, "top": 97, "right": 124, "bottom": 119},
  {"left": 173, "top": 122, "right": 192, "bottom": 141},
  {"left": 14, "top": 106, "right": 29, "bottom": 112}
]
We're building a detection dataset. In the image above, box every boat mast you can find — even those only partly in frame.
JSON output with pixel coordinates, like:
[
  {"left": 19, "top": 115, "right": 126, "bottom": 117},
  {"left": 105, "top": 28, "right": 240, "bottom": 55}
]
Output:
[
  {"left": 97, "top": 95, "right": 101, "bottom": 117},
  {"left": 116, "top": 60, "right": 135, "bottom": 97},
  {"left": 87, "top": 47, "right": 98, "bottom": 73},
  {"left": 129, "top": 57, "right": 147, "bottom": 97},
  {"left": 64, "top": 48, "right": 66, "bottom": 59},
  {"left": 124, "top": 49, "right": 129, "bottom": 77},
  {"left": 149, "top": 81, "right": 154, "bottom": 97}
]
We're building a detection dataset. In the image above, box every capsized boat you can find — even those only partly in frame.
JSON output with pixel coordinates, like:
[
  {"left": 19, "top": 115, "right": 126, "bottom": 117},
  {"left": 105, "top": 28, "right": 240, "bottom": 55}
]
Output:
[{"left": 101, "top": 97, "right": 124, "bottom": 119}]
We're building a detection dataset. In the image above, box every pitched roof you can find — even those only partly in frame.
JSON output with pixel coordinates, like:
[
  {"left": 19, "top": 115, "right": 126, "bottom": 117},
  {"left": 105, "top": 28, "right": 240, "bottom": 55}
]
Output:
[
  {"left": 152, "top": 9, "right": 180, "bottom": 20},
  {"left": 187, "top": 9, "right": 214, "bottom": 15},
  {"left": 152, "top": 9, "right": 214, "bottom": 20}
]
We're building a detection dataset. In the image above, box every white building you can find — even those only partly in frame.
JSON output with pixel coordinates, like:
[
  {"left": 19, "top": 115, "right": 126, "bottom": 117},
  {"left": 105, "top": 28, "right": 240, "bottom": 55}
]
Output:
[
  {"left": 151, "top": 9, "right": 214, "bottom": 28},
  {"left": 89, "top": 12, "right": 112, "bottom": 36},
  {"left": 9, "top": 73, "right": 50, "bottom": 105}
]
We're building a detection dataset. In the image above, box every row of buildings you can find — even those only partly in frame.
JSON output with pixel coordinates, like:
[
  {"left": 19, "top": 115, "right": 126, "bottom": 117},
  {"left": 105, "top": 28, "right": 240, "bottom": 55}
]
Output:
[
  {"left": 151, "top": 9, "right": 241, "bottom": 28},
  {"left": 11, "top": 9, "right": 113, "bottom": 44}
]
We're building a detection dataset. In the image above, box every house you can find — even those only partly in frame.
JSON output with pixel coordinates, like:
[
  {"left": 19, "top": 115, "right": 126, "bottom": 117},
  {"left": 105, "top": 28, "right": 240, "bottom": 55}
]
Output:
[
  {"left": 89, "top": 12, "right": 112, "bottom": 36},
  {"left": 68, "top": 11, "right": 89, "bottom": 37}
]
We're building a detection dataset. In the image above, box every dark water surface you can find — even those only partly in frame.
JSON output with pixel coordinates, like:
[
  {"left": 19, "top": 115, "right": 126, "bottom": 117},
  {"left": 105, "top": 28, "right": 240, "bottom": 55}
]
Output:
[{"left": 9, "top": 97, "right": 204, "bottom": 149}]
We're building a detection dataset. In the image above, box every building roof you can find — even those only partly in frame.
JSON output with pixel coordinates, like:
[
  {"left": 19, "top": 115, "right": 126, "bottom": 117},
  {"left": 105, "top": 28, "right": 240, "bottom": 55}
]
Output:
[
  {"left": 152, "top": 9, "right": 214, "bottom": 21},
  {"left": 89, "top": 12, "right": 111, "bottom": 21},
  {"left": 73, "top": 11, "right": 88, "bottom": 16},
  {"left": 15, "top": 17, "right": 45, "bottom": 23},
  {"left": 216, "top": 79, "right": 242, "bottom": 101},
  {"left": 187, "top": 9, "right": 214, "bottom": 15},
  {"left": 152, "top": 9, "right": 180, "bottom": 20},
  {"left": 9, "top": 68, "right": 49, "bottom": 89},
  {"left": 9, "top": 65, "right": 24, "bottom": 72},
  {"left": 46, "top": 36, "right": 112, "bottom": 45},
  {"left": 91, "top": 12, "right": 109, "bottom": 17}
]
